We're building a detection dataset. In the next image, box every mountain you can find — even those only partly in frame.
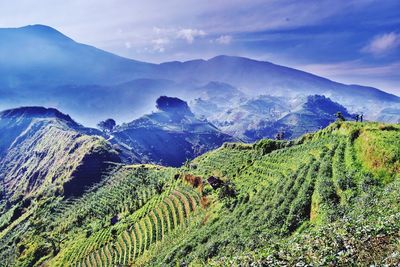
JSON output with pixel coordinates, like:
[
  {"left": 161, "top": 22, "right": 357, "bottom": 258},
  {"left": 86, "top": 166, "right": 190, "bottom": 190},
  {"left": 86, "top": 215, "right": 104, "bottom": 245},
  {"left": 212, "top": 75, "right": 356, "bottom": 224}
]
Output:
[
  {"left": 158, "top": 55, "right": 399, "bottom": 102},
  {"left": 1, "top": 25, "right": 399, "bottom": 125},
  {"left": 192, "top": 94, "right": 352, "bottom": 141},
  {"left": 0, "top": 24, "right": 152, "bottom": 87},
  {"left": 1, "top": 121, "right": 399, "bottom": 266},
  {"left": 109, "top": 96, "right": 237, "bottom": 166},
  {"left": 0, "top": 107, "right": 120, "bottom": 203},
  {"left": 244, "top": 95, "right": 353, "bottom": 140},
  {"left": 377, "top": 107, "right": 400, "bottom": 123}
]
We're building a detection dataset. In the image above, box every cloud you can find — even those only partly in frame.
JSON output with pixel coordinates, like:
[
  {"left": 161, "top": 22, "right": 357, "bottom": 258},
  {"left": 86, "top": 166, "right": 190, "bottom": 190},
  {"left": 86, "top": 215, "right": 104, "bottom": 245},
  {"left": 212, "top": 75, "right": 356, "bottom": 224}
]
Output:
[
  {"left": 216, "top": 35, "right": 232, "bottom": 44},
  {"left": 151, "top": 38, "right": 170, "bottom": 52},
  {"left": 176, "top": 28, "right": 205, "bottom": 43},
  {"left": 147, "top": 27, "right": 206, "bottom": 52},
  {"left": 361, "top": 32, "right": 400, "bottom": 55},
  {"left": 124, "top": 41, "right": 131, "bottom": 49}
]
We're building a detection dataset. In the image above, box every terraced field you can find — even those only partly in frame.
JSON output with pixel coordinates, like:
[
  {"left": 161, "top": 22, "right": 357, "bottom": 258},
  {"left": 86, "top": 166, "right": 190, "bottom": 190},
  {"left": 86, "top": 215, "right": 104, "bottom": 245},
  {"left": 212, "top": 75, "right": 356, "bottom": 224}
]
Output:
[
  {"left": 74, "top": 188, "right": 201, "bottom": 266},
  {"left": 1, "top": 122, "right": 399, "bottom": 266}
]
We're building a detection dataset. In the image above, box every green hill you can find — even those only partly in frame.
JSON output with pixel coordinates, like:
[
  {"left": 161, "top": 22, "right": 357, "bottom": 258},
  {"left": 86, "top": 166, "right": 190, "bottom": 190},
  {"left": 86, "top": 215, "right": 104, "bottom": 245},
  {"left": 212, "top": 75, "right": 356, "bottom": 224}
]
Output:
[{"left": 0, "top": 121, "right": 399, "bottom": 266}]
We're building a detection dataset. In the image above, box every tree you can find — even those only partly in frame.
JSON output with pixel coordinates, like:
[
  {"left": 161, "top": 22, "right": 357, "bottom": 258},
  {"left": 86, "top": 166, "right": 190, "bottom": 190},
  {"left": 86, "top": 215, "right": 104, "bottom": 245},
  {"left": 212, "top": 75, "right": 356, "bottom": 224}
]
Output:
[
  {"left": 335, "top": 112, "right": 345, "bottom": 121},
  {"left": 275, "top": 131, "right": 285, "bottom": 140},
  {"left": 97, "top": 119, "right": 116, "bottom": 132}
]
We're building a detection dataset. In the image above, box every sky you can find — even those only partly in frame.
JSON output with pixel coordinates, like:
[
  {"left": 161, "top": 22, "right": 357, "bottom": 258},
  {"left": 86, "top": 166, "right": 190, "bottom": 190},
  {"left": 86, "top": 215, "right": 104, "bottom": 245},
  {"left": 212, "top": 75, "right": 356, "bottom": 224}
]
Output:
[{"left": 0, "top": 0, "right": 399, "bottom": 94}]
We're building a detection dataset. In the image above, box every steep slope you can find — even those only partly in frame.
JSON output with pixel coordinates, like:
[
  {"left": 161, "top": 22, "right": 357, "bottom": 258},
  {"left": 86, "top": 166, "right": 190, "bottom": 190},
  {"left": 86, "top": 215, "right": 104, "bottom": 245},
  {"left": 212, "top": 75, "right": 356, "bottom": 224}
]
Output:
[
  {"left": 0, "top": 25, "right": 153, "bottom": 88},
  {"left": 0, "top": 107, "right": 121, "bottom": 266},
  {"left": 138, "top": 122, "right": 400, "bottom": 266},
  {"left": 0, "top": 106, "right": 120, "bottom": 205},
  {"left": 1, "top": 121, "right": 399, "bottom": 266},
  {"left": 110, "top": 96, "right": 236, "bottom": 166}
]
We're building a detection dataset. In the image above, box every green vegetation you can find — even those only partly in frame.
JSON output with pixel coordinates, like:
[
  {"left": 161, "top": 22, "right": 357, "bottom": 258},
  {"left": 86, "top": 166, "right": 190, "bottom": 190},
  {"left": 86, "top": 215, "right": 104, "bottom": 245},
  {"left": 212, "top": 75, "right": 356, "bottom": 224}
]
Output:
[{"left": 0, "top": 122, "right": 399, "bottom": 266}]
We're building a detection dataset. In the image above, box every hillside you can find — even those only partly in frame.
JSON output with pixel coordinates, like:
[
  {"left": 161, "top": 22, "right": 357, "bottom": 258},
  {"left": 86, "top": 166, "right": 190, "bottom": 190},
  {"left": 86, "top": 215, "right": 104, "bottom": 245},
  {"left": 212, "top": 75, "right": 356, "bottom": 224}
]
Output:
[
  {"left": 1, "top": 121, "right": 399, "bottom": 266},
  {"left": 0, "top": 25, "right": 152, "bottom": 87},
  {"left": 245, "top": 95, "right": 353, "bottom": 140},
  {"left": 110, "top": 96, "right": 237, "bottom": 166},
  {"left": 1, "top": 25, "right": 399, "bottom": 126},
  {"left": 194, "top": 94, "right": 352, "bottom": 141},
  {"left": 0, "top": 107, "right": 121, "bottom": 257}
]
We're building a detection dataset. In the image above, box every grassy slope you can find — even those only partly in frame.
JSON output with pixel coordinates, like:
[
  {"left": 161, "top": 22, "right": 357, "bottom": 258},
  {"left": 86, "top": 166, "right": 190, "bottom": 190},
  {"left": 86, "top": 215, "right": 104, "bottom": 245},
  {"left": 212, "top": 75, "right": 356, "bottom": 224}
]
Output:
[
  {"left": 0, "top": 118, "right": 120, "bottom": 266},
  {"left": 137, "top": 121, "right": 400, "bottom": 266},
  {"left": 1, "top": 121, "right": 400, "bottom": 266}
]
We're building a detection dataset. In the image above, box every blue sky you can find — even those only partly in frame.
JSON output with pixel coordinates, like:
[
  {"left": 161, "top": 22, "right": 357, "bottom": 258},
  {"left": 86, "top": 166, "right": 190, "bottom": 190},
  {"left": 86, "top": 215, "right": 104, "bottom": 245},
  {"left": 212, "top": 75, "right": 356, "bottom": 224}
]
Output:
[{"left": 0, "top": 0, "right": 399, "bottom": 94}]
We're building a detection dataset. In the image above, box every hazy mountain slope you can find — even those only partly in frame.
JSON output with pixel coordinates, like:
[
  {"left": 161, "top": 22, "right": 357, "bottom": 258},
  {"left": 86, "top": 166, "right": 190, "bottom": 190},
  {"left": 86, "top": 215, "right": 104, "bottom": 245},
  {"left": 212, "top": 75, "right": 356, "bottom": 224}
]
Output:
[
  {"left": 1, "top": 121, "right": 398, "bottom": 266},
  {"left": 110, "top": 96, "right": 236, "bottom": 166},
  {"left": 48, "top": 79, "right": 185, "bottom": 124},
  {"left": 1, "top": 25, "right": 398, "bottom": 125},
  {"left": 377, "top": 107, "right": 400, "bottom": 123},
  {"left": 244, "top": 95, "right": 353, "bottom": 140},
  {"left": 194, "top": 95, "right": 352, "bottom": 141},
  {"left": 194, "top": 95, "right": 291, "bottom": 141},
  {"left": 156, "top": 55, "right": 400, "bottom": 104},
  {"left": 0, "top": 25, "right": 153, "bottom": 88}
]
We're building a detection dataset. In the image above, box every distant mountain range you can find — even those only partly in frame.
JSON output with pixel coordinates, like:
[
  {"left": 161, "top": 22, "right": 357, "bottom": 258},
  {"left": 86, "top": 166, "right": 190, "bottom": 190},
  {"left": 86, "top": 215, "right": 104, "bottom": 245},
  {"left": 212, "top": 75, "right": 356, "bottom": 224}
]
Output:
[{"left": 1, "top": 24, "right": 399, "bottom": 126}]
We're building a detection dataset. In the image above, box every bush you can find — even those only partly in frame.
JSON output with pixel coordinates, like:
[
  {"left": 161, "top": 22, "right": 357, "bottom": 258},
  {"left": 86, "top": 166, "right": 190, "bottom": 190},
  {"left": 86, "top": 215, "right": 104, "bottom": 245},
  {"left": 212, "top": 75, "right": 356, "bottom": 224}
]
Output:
[
  {"left": 253, "top": 139, "right": 285, "bottom": 155},
  {"left": 378, "top": 124, "right": 397, "bottom": 131},
  {"left": 337, "top": 174, "right": 356, "bottom": 191}
]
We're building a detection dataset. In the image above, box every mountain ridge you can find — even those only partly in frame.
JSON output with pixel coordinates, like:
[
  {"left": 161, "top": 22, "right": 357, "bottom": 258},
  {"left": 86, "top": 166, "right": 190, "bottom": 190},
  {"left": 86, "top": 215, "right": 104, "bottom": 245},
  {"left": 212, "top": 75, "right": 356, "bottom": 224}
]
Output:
[{"left": 0, "top": 25, "right": 399, "bottom": 127}]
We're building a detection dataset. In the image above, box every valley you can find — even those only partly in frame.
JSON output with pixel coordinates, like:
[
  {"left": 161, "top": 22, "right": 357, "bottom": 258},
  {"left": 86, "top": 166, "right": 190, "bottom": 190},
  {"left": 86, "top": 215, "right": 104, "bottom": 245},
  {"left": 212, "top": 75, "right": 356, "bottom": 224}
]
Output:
[{"left": 0, "top": 17, "right": 399, "bottom": 266}]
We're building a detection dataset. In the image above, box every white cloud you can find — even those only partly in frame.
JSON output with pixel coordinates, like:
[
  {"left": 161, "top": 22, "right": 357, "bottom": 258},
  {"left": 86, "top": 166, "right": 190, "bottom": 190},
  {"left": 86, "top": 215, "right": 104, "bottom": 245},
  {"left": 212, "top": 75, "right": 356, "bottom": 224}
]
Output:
[
  {"left": 148, "top": 27, "right": 206, "bottom": 52},
  {"left": 216, "top": 35, "right": 232, "bottom": 44},
  {"left": 124, "top": 41, "right": 131, "bottom": 49},
  {"left": 176, "top": 28, "right": 205, "bottom": 43},
  {"left": 151, "top": 38, "right": 170, "bottom": 52},
  {"left": 362, "top": 32, "right": 400, "bottom": 55}
]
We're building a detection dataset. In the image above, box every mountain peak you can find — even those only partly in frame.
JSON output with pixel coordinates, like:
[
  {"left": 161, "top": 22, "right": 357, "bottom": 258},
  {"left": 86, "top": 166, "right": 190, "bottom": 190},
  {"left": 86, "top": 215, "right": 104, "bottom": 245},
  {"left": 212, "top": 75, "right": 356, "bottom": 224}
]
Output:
[
  {"left": 0, "top": 24, "right": 74, "bottom": 43},
  {"left": 20, "top": 24, "right": 67, "bottom": 36},
  {"left": 0, "top": 106, "right": 78, "bottom": 125},
  {"left": 303, "top": 95, "right": 351, "bottom": 117},
  {"left": 22, "top": 24, "right": 57, "bottom": 31},
  {"left": 208, "top": 55, "right": 268, "bottom": 64},
  {"left": 156, "top": 96, "right": 193, "bottom": 116}
]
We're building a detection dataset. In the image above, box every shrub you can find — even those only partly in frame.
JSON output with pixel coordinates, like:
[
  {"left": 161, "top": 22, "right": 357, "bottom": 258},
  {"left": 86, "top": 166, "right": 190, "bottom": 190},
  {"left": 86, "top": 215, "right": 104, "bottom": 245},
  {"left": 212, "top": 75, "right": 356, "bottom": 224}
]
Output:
[
  {"left": 378, "top": 124, "right": 397, "bottom": 131},
  {"left": 337, "top": 174, "right": 356, "bottom": 191},
  {"left": 253, "top": 139, "right": 285, "bottom": 155}
]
